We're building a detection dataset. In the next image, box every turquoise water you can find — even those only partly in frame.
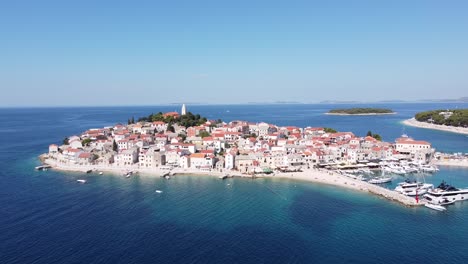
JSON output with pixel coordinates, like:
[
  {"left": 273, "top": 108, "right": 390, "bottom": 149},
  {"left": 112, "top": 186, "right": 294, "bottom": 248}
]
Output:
[{"left": 1, "top": 104, "right": 468, "bottom": 263}]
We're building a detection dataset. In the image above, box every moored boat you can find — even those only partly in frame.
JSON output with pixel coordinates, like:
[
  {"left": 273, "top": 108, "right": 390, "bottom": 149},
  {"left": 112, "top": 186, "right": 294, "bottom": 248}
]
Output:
[
  {"left": 369, "top": 177, "right": 392, "bottom": 184},
  {"left": 424, "top": 203, "right": 446, "bottom": 211},
  {"left": 423, "top": 181, "right": 468, "bottom": 204}
]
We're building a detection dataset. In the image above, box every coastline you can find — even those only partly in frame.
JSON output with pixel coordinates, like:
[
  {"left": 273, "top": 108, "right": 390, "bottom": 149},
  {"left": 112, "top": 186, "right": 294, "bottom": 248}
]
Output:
[
  {"left": 402, "top": 118, "right": 468, "bottom": 135},
  {"left": 325, "top": 112, "right": 396, "bottom": 116},
  {"left": 43, "top": 157, "right": 421, "bottom": 207}
]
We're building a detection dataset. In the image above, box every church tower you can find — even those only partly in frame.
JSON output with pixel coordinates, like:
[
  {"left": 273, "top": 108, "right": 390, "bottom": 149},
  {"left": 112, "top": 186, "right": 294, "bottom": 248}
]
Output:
[{"left": 181, "top": 104, "right": 187, "bottom": 115}]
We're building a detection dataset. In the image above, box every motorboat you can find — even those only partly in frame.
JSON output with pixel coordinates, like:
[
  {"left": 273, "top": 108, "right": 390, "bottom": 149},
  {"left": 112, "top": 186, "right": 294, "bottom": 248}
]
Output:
[
  {"left": 424, "top": 203, "right": 446, "bottom": 211},
  {"left": 420, "top": 165, "right": 438, "bottom": 173},
  {"left": 155, "top": 190, "right": 163, "bottom": 193},
  {"left": 423, "top": 181, "right": 468, "bottom": 204},
  {"left": 395, "top": 179, "right": 434, "bottom": 196},
  {"left": 99, "top": 171, "right": 103, "bottom": 175},
  {"left": 77, "top": 179, "right": 87, "bottom": 183},
  {"left": 369, "top": 177, "right": 392, "bottom": 184}
]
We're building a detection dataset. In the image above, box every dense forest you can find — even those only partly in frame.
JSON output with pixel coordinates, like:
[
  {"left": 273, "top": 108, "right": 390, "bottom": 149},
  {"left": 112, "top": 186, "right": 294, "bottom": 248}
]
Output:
[
  {"left": 328, "top": 108, "right": 394, "bottom": 114},
  {"left": 414, "top": 109, "right": 468, "bottom": 127}
]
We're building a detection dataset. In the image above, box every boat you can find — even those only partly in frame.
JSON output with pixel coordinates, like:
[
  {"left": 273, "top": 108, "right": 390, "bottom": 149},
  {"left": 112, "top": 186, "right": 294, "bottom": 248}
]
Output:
[
  {"left": 420, "top": 165, "right": 438, "bottom": 173},
  {"left": 369, "top": 177, "right": 392, "bottom": 184},
  {"left": 424, "top": 203, "right": 446, "bottom": 211},
  {"left": 395, "top": 179, "right": 434, "bottom": 196},
  {"left": 99, "top": 172, "right": 103, "bottom": 175},
  {"left": 155, "top": 190, "right": 163, "bottom": 193},
  {"left": 76, "top": 179, "right": 87, "bottom": 183},
  {"left": 423, "top": 181, "right": 468, "bottom": 204},
  {"left": 164, "top": 175, "right": 171, "bottom": 179},
  {"left": 86, "top": 170, "right": 92, "bottom": 173}
]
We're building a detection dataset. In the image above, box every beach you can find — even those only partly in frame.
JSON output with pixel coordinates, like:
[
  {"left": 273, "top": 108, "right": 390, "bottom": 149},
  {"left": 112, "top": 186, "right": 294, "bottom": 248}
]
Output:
[
  {"left": 403, "top": 118, "right": 468, "bottom": 135},
  {"left": 43, "top": 157, "right": 420, "bottom": 207}
]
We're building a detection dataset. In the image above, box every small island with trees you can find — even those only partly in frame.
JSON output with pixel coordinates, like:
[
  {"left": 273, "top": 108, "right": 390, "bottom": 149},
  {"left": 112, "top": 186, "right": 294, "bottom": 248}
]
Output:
[
  {"left": 403, "top": 109, "right": 468, "bottom": 135},
  {"left": 326, "top": 108, "right": 395, "bottom": 115}
]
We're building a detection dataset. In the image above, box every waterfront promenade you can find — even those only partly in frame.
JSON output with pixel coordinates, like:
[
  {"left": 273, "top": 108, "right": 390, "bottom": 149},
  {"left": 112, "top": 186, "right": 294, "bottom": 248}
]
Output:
[{"left": 43, "top": 157, "right": 421, "bottom": 207}]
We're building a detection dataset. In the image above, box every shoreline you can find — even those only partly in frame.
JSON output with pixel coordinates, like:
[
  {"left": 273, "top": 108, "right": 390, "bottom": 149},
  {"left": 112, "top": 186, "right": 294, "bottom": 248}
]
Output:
[
  {"left": 325, "top": 112, "right": 396, "bottom": 116},
  {"left": 43, "top": 158, "right": 421, "bottom": 207},
  {"left": 402, "top": 118, "right": 468, "bottom": 135}
]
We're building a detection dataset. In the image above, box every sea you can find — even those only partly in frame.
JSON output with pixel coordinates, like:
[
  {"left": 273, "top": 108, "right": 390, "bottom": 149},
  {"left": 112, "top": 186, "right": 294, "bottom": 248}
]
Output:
[{"left": 1, "top": 103, "right": 467, "bottom": 264}]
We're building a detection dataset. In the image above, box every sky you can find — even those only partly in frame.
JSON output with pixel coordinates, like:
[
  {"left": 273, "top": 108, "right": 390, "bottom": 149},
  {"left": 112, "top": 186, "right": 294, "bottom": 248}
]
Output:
[{"left": 1, "top": 0, "right": 467, "bottom": 106}]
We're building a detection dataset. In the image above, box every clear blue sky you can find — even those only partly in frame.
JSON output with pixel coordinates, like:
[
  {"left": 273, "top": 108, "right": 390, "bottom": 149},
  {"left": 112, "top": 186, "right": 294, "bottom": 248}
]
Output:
[{"left": 1, "top": 0, "right": 467, "bottom": 106}]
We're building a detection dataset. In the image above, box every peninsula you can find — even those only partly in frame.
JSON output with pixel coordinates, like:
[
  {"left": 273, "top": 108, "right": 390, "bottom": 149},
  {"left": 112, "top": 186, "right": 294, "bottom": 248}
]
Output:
[
  {"left": 403, "top": 109, "right": 468, "bottom": 135},
  {"left": 40, "top": 105, "right": 440, "bottom": 207},
  {"left": 326, "top": 108, "right": 395, "bottom": 115}
]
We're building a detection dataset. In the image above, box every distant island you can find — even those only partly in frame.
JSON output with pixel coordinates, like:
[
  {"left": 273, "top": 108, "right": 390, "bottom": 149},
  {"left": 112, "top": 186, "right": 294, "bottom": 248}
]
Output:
[{"left": 326, "top": 108, "right": 395, "bottom": 115}]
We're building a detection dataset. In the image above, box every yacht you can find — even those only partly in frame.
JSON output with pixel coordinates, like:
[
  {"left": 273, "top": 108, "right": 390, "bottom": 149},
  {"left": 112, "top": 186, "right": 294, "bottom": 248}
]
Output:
[
  {"left": 423, "top": 181, "right": 468, "bottom": 204},
  {"left": 369, "top": 177, "right": 392, "bottom": 184},
  {"left": 424, "top": 203, "right": 446, "bottom": 211},
  {"left": 395, "top": 180, "right": 434, "bottom": 196}
]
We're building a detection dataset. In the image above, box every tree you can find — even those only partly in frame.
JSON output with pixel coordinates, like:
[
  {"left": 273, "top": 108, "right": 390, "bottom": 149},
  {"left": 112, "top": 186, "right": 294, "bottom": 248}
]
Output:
[
  {"left": 178, "top": 133, "right": 187, "bottom": 141},
  {"left": 131, "top": 116, "right": 135, "bottom": 124},
  {"left": 112, "top": 140, "right": 118, "bottom": 152},
  {"left": 199, "top": 131, "right": 211, "bottom": 138},
  {"left": 372, "top": 134, "right": 382, "bottom": 141},
  {"left": 367, "top": 131, "right": 372, "bottom": 137},
  {"left": 82, "top": 138, "right": 92, "bottom": 146},
  {"left": 63, "top": 137, "right": 69, "bottom": 145},
  {"left": 166, "top": 124, "right": 175, "bottom": 133},
  {"left": 324, "top": 127, "right": 337, "bottom": 133}
]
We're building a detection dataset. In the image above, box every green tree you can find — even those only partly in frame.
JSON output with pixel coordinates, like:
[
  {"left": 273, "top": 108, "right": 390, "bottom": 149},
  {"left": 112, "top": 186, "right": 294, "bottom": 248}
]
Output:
[
  {"left": 166, "top": 124, "right": 175, "bottom": 133},
  {"left": 178, "top": 133, "right": 187, "bottom": 141},
  {"left": 82, "top": 138, "right": 92, "bottom": 146},
  {"left": 372, "top": 134, "right": 382, "bottom": 141},
  {"left": 112, "top": 140, "right": 118, "bottom": 152},
  {"left": 63, "top": 137, "right": 69, "bottom": 145},
  {"left": 199, "top": 131, "right": 211, "bottom": 138},
  {"left": 366, "top": 131, "right": 372, "bottom": 137},
  {"left": 324, "top": 127, "right": 337, "bottom": 133}
]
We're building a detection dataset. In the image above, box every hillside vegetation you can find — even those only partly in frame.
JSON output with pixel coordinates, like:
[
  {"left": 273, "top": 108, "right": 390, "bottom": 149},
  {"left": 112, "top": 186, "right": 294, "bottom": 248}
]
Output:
[
  {"left": 415, "top": 109, "right": 468, "bottom": 127},
  {"left": 328, "top": 108, "right": 394, "bottom": 114}
]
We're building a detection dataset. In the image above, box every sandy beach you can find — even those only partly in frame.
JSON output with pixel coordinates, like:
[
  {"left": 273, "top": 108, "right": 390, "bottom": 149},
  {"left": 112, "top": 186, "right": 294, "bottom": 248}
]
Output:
[
  {"left": 403, "top": 118, "right": 468, "bottom": 135},
  {"left": 43, "top": 158, "right": 420, "bottom": 207}
]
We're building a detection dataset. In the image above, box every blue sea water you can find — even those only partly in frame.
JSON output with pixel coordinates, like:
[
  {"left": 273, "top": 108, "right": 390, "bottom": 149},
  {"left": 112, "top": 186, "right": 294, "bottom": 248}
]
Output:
[{"left": 1, "top": 103, "right": 468, "bottom": 263}]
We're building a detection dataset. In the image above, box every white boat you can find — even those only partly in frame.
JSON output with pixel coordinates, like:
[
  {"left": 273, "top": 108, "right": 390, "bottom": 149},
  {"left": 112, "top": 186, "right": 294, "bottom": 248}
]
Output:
[
  {"left": 369, "top": 177, "right": 392, "bottom": 184},
  {"left": 77, "top": 179, "right": 87, "bottom": 183},
  {"left": 420, "top": 165, "right": 438, "bottom": 173},
  {"left": 424, "top": 203, "right": 446, "bottom": 211},
  {"left": 423, "top": 181, "right": 468, "bottom": 204},
  {"left": 395, "top": 180, "right": 434, "bottom": 196},
  {"left": 155, "top": 190, "right": 163, "bottom": 193},
  {"left": 99, "top": 172, "right": 103, "bottom": 175}
]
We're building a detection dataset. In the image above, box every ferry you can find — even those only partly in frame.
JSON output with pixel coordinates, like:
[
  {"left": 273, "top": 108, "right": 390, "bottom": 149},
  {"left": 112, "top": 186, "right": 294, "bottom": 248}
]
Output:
[
  {"left": 395, "top": 180, "right": 434, "bottom": 196},
  {"left": 369, "top": 177, "right": 392, "bottom": 184},
  {"left": 423, "top": 181, "right": 468, "bottom": 204}
]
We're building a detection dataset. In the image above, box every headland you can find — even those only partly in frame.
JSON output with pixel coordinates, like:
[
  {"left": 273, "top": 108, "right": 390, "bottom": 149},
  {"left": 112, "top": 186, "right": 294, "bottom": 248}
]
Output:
[{"left": 403, "top": 118, "right": 468, "bottom": 135}]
